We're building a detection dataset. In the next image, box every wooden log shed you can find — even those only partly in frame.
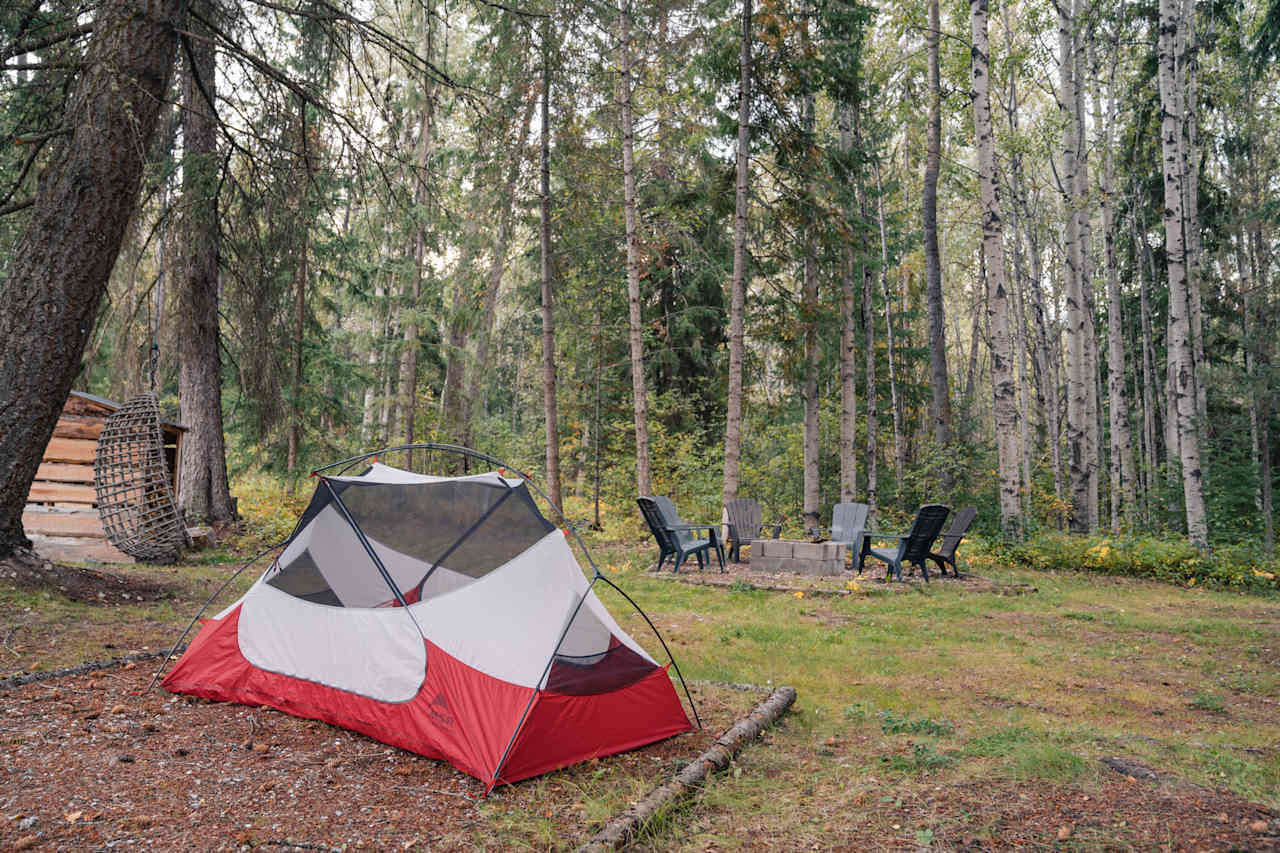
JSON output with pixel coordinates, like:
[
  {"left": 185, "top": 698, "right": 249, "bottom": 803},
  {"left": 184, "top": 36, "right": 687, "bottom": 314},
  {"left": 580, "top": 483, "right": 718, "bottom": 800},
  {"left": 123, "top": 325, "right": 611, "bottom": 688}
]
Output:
[{"left": 22, "top": 391, "right": 186, "bottom": 563}]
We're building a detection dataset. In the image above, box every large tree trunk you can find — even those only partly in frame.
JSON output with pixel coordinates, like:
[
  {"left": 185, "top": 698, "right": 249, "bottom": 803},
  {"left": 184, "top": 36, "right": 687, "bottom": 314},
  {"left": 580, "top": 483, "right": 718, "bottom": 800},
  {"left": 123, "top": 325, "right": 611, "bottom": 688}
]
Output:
[
  {"left": 838, "top": 104, "right": 858, "bottom": 505},
  {"left": 924, "top": 0, "right": 953, "bottom": 472},
  {"left": 540, "top": 25, "right": 562, "bottom": 507},
  {"left": 0, "top": 0, "right": 183, "bottom": 557},
  {"left": 177, "top": 4, "right": 235, "bottom": 525},
  {"left": 722, "top": 0, "right": 751, "bottom": 506},
  {"left": 620, "top": 0, "right": 652, "bottom": 497},
  {"left": 1157, "top": 0, "right": 1208, "bottom": 547},
  {"left": 1059, "top": 0, "right": 1091, "bottom": 533},
  {"left": 972, "top": 0, "right": 1020, "bottom": 540}
]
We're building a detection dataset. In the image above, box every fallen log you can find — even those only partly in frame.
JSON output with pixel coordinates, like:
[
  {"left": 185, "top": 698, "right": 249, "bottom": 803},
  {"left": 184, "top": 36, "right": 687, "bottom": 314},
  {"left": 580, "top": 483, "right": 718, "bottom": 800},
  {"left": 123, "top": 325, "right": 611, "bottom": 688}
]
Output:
[{"left": 575, "top": 685, "right": 796, "bottom": 852}]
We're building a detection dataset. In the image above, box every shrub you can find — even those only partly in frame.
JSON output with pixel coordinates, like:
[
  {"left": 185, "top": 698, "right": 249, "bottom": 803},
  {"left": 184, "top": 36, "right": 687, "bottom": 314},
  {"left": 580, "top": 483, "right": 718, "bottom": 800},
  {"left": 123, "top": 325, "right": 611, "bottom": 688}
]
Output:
[{"left": 996, "top": 532, "right": 1280, "bottom": 594}]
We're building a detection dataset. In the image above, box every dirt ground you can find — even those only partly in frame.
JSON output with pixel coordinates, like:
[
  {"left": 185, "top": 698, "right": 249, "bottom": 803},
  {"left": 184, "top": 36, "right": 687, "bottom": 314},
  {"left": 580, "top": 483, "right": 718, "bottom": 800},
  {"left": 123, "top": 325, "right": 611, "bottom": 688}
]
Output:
[
  {"left": 0, "top": 550, "right": 173, "bottom": 605},
  {"left": 0, "top": 664, "right": 748, "bottom": 851},
  {"left": 652, "top": 550, "right": 1036, "bottom": 598}
]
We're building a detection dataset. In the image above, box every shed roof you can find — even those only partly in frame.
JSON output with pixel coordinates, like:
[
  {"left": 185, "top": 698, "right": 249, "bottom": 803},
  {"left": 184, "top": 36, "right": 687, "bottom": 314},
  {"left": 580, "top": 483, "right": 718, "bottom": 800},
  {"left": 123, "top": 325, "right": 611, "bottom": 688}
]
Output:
[{"left": 68, "top": 390, "right": 188, "bottom": 432}]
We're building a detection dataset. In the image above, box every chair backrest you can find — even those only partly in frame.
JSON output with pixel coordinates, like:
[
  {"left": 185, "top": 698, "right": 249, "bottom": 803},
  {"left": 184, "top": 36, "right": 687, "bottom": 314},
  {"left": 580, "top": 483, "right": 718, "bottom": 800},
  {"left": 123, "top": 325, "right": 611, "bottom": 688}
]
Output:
[
  {"left": 637, "top": 497, "right": 678, "bottom": 552},
  {"left": 652, "top": 496, "right": 701, "bottom": 548},
  {"left": 935, "top": 505, "right": 977, "bottom": 559},
  {"left": 898, "top": 504, "right": 951, "bottom": 563},
  {"left": 830, "top": 502, "right": 869, "bottom": 542},
  {"left": 724, "top": 498, "right": 763, "bottom": 540}
]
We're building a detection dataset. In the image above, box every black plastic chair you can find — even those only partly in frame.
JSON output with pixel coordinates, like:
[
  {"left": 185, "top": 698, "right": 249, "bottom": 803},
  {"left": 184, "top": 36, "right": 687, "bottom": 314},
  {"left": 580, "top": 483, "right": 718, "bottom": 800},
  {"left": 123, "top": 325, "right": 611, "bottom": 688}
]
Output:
[
  {"left": 929, "top": 505, "right": 976, "bottom": 576},
  {"left": 723, "top": 497, "right": 782, "bottom": 563},
  {"left": 637, "top": 496, "right": 723, "bottom": 572},
  {"left": 861, "top": 504, "right": 951, "bottom": 582}
]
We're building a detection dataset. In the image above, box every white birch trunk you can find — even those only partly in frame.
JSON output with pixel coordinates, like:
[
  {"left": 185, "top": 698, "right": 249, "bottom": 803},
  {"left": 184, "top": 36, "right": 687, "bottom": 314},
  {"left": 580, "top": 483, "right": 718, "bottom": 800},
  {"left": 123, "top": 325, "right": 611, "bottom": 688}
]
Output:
[
  {"left": 971, "top": 0, "right": 1020, "bottom": 539},
  {"left": 1157, "top": 0, "right": 1209, "bottom": 547}
]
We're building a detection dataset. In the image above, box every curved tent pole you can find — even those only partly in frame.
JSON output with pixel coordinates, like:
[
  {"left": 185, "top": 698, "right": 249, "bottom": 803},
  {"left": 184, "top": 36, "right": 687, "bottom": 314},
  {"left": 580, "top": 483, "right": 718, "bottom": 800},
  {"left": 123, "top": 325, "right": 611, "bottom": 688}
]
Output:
[
  {"left": 141, "top": 540, "right": 286, "bottom": 694},
  {"left": 594, "top": 572, "right": 702, "bottom": 730},
  {"left": 319, "top": 478, "right": 425, "bottom": 637},
  {"left": 489, "top": 574, "right": 598, "bottom": 791},
  {"left": 313, "top": 443, "right": 604, "bottom": 578}
]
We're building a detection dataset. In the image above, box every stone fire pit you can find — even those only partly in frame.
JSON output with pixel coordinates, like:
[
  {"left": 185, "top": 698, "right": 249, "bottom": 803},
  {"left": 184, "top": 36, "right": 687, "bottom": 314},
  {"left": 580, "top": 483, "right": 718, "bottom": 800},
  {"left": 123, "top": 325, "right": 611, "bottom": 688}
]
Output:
[{"left": 752, "top": 539, "right": 846, "bottom": 576}]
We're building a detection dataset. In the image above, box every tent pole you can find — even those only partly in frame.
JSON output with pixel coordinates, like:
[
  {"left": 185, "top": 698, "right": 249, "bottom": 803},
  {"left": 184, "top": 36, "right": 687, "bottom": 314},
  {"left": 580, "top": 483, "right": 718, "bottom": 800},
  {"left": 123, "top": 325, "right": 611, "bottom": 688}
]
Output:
[
  {"left": 142, "top": 540, "right": 286, "bottom": 693},
  {"left": 488, "top": 572, "right": 599, "bottom": 792},
  {"left": 595, "top": 572, "right": 702, "bottom": 730},
  {"left": 313, "top": 443, "right": 604, "bottom": 576},
  {"left": 320, "top": 478, "right": 424, "bottom": 635}
]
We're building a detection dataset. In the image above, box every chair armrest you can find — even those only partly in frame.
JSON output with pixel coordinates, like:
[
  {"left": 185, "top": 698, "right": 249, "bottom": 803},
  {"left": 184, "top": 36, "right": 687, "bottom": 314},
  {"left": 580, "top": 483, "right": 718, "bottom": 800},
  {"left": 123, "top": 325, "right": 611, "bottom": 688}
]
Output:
[{"left": 668, "top": 523, "right": 715, "bottom": 534}]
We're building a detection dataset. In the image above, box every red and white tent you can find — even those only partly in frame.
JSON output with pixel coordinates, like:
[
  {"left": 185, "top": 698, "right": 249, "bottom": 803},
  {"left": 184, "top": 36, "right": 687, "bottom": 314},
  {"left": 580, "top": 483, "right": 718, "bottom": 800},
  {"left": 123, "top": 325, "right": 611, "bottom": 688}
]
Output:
[{"left": 163, "top": 456, "right": 693, "bottom": 791}]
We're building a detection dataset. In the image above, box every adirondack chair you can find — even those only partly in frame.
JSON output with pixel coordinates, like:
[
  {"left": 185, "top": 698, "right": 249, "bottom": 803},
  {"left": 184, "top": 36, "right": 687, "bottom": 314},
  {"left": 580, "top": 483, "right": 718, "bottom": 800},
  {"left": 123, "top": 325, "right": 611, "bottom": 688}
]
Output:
[
  {"left": 929, "top": 505, "right": 977, "bottom": 576},
  {"left": 826, "top": 502, "right": 869, "bottom": 569},
  {"left": 861, "top": 504, "right": 951, "bottom": 582},
  {"left": 637, "top": 496, "right": 723, "bottom": 572},
  {"left": 723, "top": 497, "right": 782, "bottom": 562}
]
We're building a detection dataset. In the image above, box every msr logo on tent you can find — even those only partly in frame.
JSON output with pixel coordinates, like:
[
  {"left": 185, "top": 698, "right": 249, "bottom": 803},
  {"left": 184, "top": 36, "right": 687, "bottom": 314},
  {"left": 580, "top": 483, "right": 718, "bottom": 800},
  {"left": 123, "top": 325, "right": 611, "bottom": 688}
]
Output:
[{"left": 428, "top": 693, "right": 454, "bottom": 728}]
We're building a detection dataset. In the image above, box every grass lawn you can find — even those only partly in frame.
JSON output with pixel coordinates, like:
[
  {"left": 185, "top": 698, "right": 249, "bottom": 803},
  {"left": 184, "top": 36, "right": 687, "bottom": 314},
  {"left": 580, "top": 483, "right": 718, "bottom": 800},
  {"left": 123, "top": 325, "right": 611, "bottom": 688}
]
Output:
[{"left": 2, "top": 537, "right": 1278, "bottom": 850}]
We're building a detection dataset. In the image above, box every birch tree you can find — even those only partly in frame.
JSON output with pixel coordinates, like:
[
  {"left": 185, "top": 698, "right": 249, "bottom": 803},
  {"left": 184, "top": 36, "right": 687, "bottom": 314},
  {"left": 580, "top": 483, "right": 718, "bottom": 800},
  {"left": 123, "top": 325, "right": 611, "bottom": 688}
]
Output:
[
  {"left": 1157, "top": 0, "right": 1208, "bottom": 547},
  {"left": 971, "top": 0, "right": 1019, "bottom": 539}
]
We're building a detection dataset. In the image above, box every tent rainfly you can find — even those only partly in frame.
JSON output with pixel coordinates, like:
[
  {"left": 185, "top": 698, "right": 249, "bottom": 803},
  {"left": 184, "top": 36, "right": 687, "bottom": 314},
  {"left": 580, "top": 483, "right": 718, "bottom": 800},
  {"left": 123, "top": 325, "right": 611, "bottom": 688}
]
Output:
[{"left": 163, "top": 451, "right": 694, "bottom": 790}]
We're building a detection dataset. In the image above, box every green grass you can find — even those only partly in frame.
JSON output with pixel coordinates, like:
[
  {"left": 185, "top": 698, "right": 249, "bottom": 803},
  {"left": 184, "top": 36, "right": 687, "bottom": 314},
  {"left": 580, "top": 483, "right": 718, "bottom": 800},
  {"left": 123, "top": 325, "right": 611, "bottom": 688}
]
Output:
[{"left": 4, "top": 533, "right": 1279, "bottom": 850}]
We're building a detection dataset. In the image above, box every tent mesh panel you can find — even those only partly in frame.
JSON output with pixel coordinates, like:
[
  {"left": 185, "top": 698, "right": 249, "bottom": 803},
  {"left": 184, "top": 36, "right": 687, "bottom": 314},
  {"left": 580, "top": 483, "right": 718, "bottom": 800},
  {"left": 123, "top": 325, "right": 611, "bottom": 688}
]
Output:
[{"left": 93, "top": 393, "right": 187, "bottom": 563}]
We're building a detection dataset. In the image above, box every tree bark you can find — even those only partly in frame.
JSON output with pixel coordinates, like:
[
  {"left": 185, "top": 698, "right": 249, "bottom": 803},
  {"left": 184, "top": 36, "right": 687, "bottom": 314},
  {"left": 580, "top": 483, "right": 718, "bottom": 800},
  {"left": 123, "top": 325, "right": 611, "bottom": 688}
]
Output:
[
  {"left": 972, "top": 0, "right": 1020, "bottom": 540},
  {"left": 400, "top": 16, "right": 436, "bottom": 451},
  {"left": 857, "top": 133, "right": 878, "bottom": 521},
  {"left": 972, "top": 0, "right": 1024, "bottom": 537},
  {"left": 838, "top": 104, "right": 858, "bottom": 505},
  {"left": 1134, "top": 187, "right": 1160, "bottom": 522},
  {"left": 540, "top": 24, "right": 561, "bottom": 508},
  {"left": 722, "top": 0, "right": 751, "bottom": 506},
  {"left": 1095, "top": 37, "right": 1135, "bottom": 531},
  {"left": 874, "top": 161, "right": 904, "bottom": 498},
  {"left": 462, "top": 89, "right": 537, "bottom": 450},
  {"left": 1074, "top": 39, "right": 1100, "bottom": 532},
  {"left": 177, "top": 3, "right": 235, "bottom": 524},
  {"left": 924, "top": 0, "right": 953, "bottom": 471},
  {"left": 1157, "top": 0, "right": 1208, "bottom": 547},
  {"left": 620, "top": 0, "right": 652, "bottom": 497},
  {"left": 1181, "top": 0, "right": 1206, "bottom": 434},
  {"left": 0, "top": 0, "right": 183, "bottom": 557},
  {"left": 1059, "top": 0, "right": 1091, "bottom": 533},
  {"left": 285, "top": 97, "right": 312, "bottom": 480},
  {"left": 800, "top": 61, "right": 820, "bottom": 534}
]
